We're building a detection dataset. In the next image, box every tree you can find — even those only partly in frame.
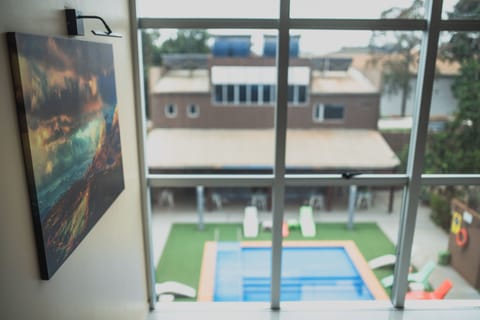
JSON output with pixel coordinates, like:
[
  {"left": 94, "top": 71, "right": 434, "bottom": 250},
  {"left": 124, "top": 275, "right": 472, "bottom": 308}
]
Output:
[
  {"left": 369, "top": 0, "right": 424, "bottom": 117},
  {"left": 140, "top": 29, "right": 210, "bottom": 118},
  {"left": 141, "top": 30, "right": 162, "bottom": 118},
  {"left": 159, "top": 30, "right": 210, "bottom": 54},
  {"left": 426, "top": 0, "right": 480, "bottom": 174},
  {"left": 142, "top": 30, "right": 162, "bottom": 66},
  {"left": 423, "top": 0, "right": 480, "bottom": 230}
]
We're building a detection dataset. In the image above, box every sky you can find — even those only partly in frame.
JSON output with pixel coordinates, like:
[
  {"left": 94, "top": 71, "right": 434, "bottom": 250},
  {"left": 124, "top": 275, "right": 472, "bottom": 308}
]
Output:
[
  {"left": 138, "top": 0, "right": 458, "bottom": 55},
  {"left": 138, "top": 0, "right": 457, "bottom": 19}
]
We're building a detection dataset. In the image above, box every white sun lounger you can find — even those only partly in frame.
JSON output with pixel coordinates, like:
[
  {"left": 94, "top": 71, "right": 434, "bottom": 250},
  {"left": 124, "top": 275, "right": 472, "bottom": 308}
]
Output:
[
  {"left": 299, "top": 205, "right": 316, "bottom": 237},
  {"left": 243, "top": 206, "right": 259, "bottom": 238},
  {"left": 155, "top": 281, "right": 196, "bottom": 298},
  {"left": 381, "top": 261, "right": 436, "bottom": 288},
  {"left": 368, "top": 254, "right": 397, "bottom": 269}
]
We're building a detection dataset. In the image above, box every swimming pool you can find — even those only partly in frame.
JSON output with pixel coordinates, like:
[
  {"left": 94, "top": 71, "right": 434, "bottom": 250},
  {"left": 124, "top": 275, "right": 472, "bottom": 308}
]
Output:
[{"left": 198, "top": 241, "right": 388, "bottom": 302}]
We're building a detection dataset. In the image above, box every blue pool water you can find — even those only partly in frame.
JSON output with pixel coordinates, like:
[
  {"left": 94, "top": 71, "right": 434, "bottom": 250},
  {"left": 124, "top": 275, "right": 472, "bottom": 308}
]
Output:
[{"left": 214, "top": 242, "right": 373, "bottom": 301}]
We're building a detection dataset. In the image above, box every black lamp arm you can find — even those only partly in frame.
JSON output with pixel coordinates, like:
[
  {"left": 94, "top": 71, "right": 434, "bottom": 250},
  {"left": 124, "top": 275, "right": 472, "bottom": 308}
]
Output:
[
  {"left": 77, "top": 15, "right": 113, "bottom": 35},
  {"left": 65, "top": 9, "right": 121, "bottom": 38}
]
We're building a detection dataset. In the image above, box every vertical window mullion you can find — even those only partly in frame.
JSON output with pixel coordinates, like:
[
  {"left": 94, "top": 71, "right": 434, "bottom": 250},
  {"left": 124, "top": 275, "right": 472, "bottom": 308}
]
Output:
[
  {"left": 234, "top": 84, "right": 239, "bottom": 104},
  {"left": 270, "top": 0, "right": 290, "bottom": 310},
  {"left": 391, "top": 0, "right": 443, "bottom": 308},
  {"left": 293, "top": 85, "right": 299, "bottom": 105},
  {"left": 222, "top": 84, "right": 227, "bottom": 104}
]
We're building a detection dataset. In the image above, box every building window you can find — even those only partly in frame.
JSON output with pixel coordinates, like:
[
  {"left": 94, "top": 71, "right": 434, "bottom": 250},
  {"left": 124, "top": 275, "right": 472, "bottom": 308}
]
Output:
[
  {"left": 239, "top": 85, "right": 247, "bottom": 103},
  {"left": 313, "top": 104, "right": 344, "bottom": 122},
  {"left": 298, "top": 85, "right": 307, "bottom": 104},
  {"left": 263, "top": 85, "right": 272, "bottom": 104},
  {"left": 164, "top": 104, "right": 177, "bottom": 118},
  {"left": 214, "top": 85, "right": 223, "bottom": 103},
  {"left": 186, "top": 104, "right": 200, "bottom": 118},
  {"left": 288, "top": 85, "right": 294, "bottom": 103},
  {"left": 251, "top": 85, "right": 259, "bottom": 104},
  {"left": 226, "top": 85, "right": 235, "bottom": 103}
]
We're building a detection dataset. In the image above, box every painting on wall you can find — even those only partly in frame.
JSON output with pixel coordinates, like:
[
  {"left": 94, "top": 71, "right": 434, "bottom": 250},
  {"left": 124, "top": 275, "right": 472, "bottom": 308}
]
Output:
[{"left": 7, "top": 32, "right": 125, "bottom": 279}]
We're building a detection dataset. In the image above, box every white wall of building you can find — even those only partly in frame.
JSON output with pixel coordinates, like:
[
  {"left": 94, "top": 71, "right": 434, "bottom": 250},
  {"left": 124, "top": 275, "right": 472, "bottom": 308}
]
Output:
[{"left": 380, "top": 76, "right": 458, "bottom": 118}]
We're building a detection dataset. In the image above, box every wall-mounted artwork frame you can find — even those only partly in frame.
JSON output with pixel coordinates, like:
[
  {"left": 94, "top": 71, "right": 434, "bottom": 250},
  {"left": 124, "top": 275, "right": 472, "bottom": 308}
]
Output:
[{"left": 7, "top": 32, "right": 125, "bottom": 279}]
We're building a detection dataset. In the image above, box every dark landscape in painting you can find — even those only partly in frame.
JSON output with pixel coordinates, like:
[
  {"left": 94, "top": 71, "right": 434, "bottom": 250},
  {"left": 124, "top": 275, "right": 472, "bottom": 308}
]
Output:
[{"left": 8, "top": 33, "right": 124, "bottom": 279}]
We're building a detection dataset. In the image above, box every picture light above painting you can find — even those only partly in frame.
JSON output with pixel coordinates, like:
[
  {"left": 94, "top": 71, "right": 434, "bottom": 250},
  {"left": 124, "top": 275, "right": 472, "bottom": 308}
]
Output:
[
  {"left": 6, "top": 32, "right": 125, "bottom": 279},
  {"left": 65, "top": 8, "right": 122, "bottom": 38}
]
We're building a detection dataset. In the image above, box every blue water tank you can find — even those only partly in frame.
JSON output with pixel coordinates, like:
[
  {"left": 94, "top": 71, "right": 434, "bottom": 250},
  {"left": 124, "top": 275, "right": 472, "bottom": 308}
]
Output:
[
  {"left": 263, "top": 35, "right": 300, "bottom": 57},
  {"left": 213, "top": 36, "right": 251, "bottom": 57}
]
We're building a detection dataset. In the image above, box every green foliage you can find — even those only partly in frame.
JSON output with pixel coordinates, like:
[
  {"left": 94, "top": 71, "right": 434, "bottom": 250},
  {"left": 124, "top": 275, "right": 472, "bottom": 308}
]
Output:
[
  {"left": 140, "top": 29, "right": 210, "bottom": 117},
  {"left": 429, "top": 192, "right": 451, "bottom": 231},
  {"left": 397, "top": 142, "right": 409, "bottom": 173},
  {"left": 425, "top": 60, "right": 480, "bottom": 174},
  {"left": 437, "top": 250, "right": 451, "bottom": 266},
  {"left": 424, "top": 0, "right": 480, "bottom": 179},
  {"left": 159, "top": 30, "right": 210, "bottom": 54},
  {"left": 369, "top": 0, "right": 423, "bottom": 117},
  {"left": 141, "top": 30, "right": 162, "bottom": 66}
]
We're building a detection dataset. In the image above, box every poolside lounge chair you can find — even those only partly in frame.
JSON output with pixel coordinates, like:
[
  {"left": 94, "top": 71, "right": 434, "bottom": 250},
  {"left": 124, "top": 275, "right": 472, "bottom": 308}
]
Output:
[
  {"left": 243, "top": 206, "right": 259, "bottom": 238},
  {"left": 381, "top": 260, "right": 436, "bottom": 288},
  {"left": 299, "top": 205, "right": 316, "bottom": 237},
  {"left": 406, "top": 279, "right": 453, "bottom": 300},
  {"left": 368, "top": 254, "right": 397, "bottom": 269},
  {"left": 155, "top": 281, "right": 196, "bottom": 298}
]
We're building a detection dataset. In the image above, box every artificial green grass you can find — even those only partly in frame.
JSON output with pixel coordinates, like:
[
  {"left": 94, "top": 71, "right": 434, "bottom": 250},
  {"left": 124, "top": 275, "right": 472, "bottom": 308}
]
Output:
[{"left": 155, "top": 222, "right": 396, "bottom": 300}]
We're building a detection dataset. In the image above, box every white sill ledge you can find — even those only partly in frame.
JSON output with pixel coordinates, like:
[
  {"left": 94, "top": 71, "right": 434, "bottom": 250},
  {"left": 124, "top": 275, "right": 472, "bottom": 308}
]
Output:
[{"left": 148, "top": 300, "right": 480, "bottom": 320}]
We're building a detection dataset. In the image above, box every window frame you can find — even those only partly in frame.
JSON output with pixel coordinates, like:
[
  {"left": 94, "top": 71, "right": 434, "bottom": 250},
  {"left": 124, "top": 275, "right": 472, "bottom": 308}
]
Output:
[
  {"left": 164, "top": 103, "right": 177, "bottom": 118},
  {"left": 133, "top": 0, "right": 480, "bottom": 311},
  {"left": 186, "top": 103, "right": 200, "bottom": 118},
  {"left": 313, "top": 103, "right": 345, "bottom": 122}
]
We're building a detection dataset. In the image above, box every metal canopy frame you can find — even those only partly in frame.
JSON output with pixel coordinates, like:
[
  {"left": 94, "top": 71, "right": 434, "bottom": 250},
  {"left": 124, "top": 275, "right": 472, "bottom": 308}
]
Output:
[{"left": 130, "top": 0, "right": 480, "bottom": 310}]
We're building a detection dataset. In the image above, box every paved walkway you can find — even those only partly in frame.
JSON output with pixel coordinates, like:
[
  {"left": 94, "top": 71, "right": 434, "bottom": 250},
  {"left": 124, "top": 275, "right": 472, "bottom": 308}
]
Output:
[{"left": 151, "top": 189, "right": 480, "bottom": 299}]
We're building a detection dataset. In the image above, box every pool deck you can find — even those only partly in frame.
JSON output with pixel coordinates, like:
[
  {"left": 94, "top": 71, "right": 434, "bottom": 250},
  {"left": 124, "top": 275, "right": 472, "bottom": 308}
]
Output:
[{"left": 198, "top": 240, "right": 389, "bottom": 301}]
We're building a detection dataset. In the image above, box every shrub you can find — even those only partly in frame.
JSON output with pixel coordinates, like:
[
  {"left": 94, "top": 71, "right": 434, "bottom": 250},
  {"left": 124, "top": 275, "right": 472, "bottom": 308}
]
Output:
[{"left": 429, "top": 192, "right": 451, "bottom": 232}]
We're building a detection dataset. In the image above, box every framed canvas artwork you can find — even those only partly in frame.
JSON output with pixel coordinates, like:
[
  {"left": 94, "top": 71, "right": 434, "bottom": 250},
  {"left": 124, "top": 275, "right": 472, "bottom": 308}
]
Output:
[{"left": 7, "top": 32, "right": 125, "bottom": 279}]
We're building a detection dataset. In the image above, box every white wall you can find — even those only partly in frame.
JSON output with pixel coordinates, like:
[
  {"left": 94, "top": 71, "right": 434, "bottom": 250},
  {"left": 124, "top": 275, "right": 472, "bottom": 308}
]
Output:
[
  {"left": 0, "top": 0, "right": 148, "bottom": 319},
  {"left": 380, "top": 76, "right": 458, "bottom": 118}
]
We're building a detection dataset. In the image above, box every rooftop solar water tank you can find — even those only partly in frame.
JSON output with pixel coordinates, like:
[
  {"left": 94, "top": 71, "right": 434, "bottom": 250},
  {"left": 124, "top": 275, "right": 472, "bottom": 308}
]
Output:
[
  {"left": 263, "top": 35, "right": 299, "bottom": 57},
  {"left": 213, "top": 36, "right": 251, "bottom": 57}
]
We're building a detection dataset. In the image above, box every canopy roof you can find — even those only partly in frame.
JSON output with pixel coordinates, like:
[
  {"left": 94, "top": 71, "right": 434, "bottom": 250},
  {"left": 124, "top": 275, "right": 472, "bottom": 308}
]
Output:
[{"left": 146, "top": 129, "right": 400, "bottom": 171}]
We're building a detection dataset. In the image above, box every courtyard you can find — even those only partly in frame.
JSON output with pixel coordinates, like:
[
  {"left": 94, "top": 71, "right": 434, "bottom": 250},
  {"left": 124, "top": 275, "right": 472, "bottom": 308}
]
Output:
[{"left": 151, "top": 188, "right": 480, "bottom": 301}]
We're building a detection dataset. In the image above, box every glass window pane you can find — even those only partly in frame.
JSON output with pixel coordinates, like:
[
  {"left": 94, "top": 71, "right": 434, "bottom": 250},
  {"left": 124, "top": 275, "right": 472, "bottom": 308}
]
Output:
[
  {"left": 251, "top": 85, "right": 259, "bottom": 104},
  {"left": 298, "top": 85, "right": 307, "bottom": 104},
  {"left": 280, "top": 185, "right": 402, "bottom": 301},
  {"left": 405, "top": 185, "right": 480, "bottom": 301},
  {"left": 151, "top": 185, "right": 273, "bottom": 302},
  {"left": 227, "top": 85, "right": 235, "bottom": 103},
  {"left": 286, "top": 30, "right": 411, "bottom": 174},
  {"left": 239, "top": 85, "right": 247, "bottom": 103},
  {"left": 424, "top": 31, "right": 480, "bottom": 174},
  {"left": 443, "top": 0, "right": 480, "bottom": 20},
  {"left": 138, "top": 0, "right": 279, "bottom": 18},
  {"left": 263, "top": 85, "right": 272, "bottom": 104},
  {"left": 288, "top": 85, "right": 294, "bottom": 103},
  {"left": 290, "top": 0, "right": 421, "bottom": 19},
  {"left": 187, "top": 104, "right": 200, "bottom": 118},
  {"left": 145, "top": 29, "right": 277, "bottom": 174},
  {"left": 214, "top": 85, "right": 223, "bottom": 103},
  {"left": 324, "top": 104, "right": 344, "bottom": 120}
]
